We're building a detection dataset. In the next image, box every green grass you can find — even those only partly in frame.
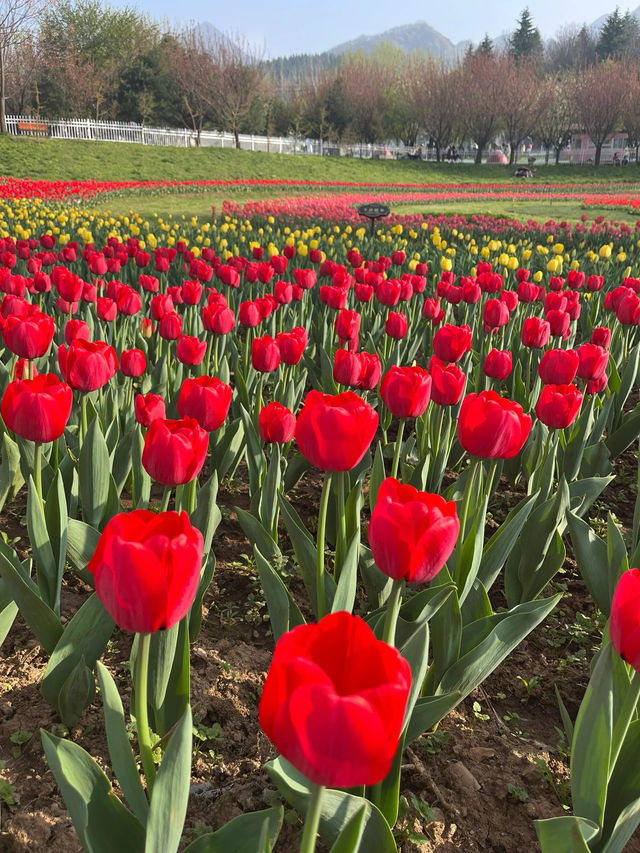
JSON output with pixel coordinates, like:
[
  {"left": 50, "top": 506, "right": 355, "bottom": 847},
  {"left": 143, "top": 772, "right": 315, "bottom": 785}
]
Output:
[{"left": 8, "top": 134, "right": 640, "bottom": 185}]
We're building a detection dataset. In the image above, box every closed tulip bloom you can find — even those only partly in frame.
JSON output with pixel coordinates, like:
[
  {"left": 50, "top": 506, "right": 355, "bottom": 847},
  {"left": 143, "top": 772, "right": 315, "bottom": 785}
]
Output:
[
  {"left": 120, "top": 348, "right": 146, "bottom": 377},
  {"left": 293, "top": 268, "right": 316, "bottom": 289},
  {"left": 538, "top": 348, "right": 579, "bottom": 385},
  {"left": 134, "top": 393, "right": 166, "bottom": 427},
  {"left": 359, "top": 352, "right": 382, "bottom": 390},
  {"left": 334, "top": 309, "right": 361, "bottom": 343},
  {"left": 521, "top": 316, "right": 551, "bottom": 349},
  {"left": 238, "top": 300, "right": 262, "bottom": 328},
  {"left": 429, "top": 358, "right": 465, "bottom": 406},
  {"left": 536, "top": 384, "right": 583, "bottom": 429},
  {"left": 616, "top": 292, "right": 640, "bottom": 326},
  {"left": 610, "top": 569, "right": 640, "bottom": 671},
  {"left": 368, "top": 477, "right": 459, "bottom": 583},
  {"left": 546, "top": 309, "right": 571, "bottom": 338},
  {"left": 87, "top": 510, "right": 203, "bottom": 634},
  {"left": 181, "top": 279, "right": 203, "bottom": 305},
  {"left": 150, "top": 293, "right": 174, "bottom": 320},
  {"left": 587, "top": 275, "right": 604, "bottom": 292},
  {"left": 252, "top": 335, "right": 281, "bottom": 372},
  {"left": 142, "top": 416, "right": 208, "bottom": 485},
  {"left": 58, "top": 339, "right": 118, "bottom": 392},
  {"left": 295, "top": 390, "right": 378, "bottom": 471},
  {"left": 64, "top": 319, "right": 91, "bottom": 345},
  {"left": 176, "top": 334, "right": 207, "bottom": 366},
  {"left": 2, "top": 308, "right": 54, "bottom": 358},
  {"left": 96, "top": 297, "right": 117, "bottom": 322},
  {"left": 432, "top": 324, "right": 472, "bottom": 363},
  {"left": 577, "top": 343, "right": 609, "bottom": 381},
  {"left": 259, "top": 610, "right": 411, "bottom": 787},
  {"left": 158, "top": 311, "right": 182, "bottom": 340},
  {"left": 380, "top": 365, "right": 431, "bottom": 418},
  {"left": 276, "top": 330, "right": 306, "bottom": 365},
  {"left": 117, "top": 286, "right": 142, "bottom": 316},
  {"left": 333, "top": 349, "right": 362, "bottom": 388},
  {"left": 483, "top": 348, "right": 512, "bottom": 380},
  {"left": 177, "top": 376, "right": 232, "bottom": 432},
  {"left": 458, "top": 390, "right": 531, "bottom": 459},
  {"left": 374, "top": 278, "right": 401, "bottom": 306},
  {"left": 385, "top": 311, "right": 408, "bottom": 339},
  {"left": 591, "top": 326, "right": 612, "bottom": 349},
  {"left": 258, "top": 402, "right": 296, "bottom": 444},
  {"left": 1, "top": 374, "right": 72, "bottom": 442}
]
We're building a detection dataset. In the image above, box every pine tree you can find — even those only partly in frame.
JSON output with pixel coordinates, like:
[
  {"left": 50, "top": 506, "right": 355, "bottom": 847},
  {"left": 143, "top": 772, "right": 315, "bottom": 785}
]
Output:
[
  {"left": 476, "top": 34, "right": 494, "bottom": 57},
  {"left": 509, "top": 8, "right": 543, "bottom": 61},
  {"left": 597, "top": 7, "right": 640, "bottom": 58}
]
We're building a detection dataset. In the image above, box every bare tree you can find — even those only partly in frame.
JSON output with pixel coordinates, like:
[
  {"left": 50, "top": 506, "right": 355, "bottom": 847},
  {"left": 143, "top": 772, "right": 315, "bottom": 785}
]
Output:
[
  {"left": 212, "top": 32, "right": 265, "bottom": 148},
  {"left": 500, "top": 55, "right": 546, "bottom": 164},
  {"left": 621, "top": 63, "right": 640, "bottom": 163},
  {"left": 412, "top": 59, "right": 462, "bottom": 161},
  {"left": 340, "top": 53, "right": 391, "bottom": 145},
  {"left": 166, "top": 28, "right": 220, "bottom": 146},
  {"left": 0, "top": 0, "right": 45, "bottom": 131},
  {"left": 459, "top": 52, "right": 508, "bottom": 164},
  {"left": 571, "top": 59, "right": 628, "bottom": 165},
  {"left": 534, "top": 72, "right": 575, "bottom": 164}
]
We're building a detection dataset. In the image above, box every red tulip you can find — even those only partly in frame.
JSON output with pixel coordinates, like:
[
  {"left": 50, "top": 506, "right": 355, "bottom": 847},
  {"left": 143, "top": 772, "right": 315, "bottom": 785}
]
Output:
[
  {"left": 380, "top": 365, "right": 431, "bottom": 418},
  {"left": 546, "top": 309, "right": 571, "bottom": 338},
  {"left": 252, "top": 335, "right": 281, "bottom": 373},
  {"left": 277, "top": 328, "right": 307, "bottom": 365},
  {"left": 64, "top": 319, "right": 91, "bottom": 345},
  {"left": 358, "top": 352, "right": 382, "bottom": 390},
  {"left": 483, "top": 348, "right": 512, "bottom": 380},
  {"left": 97, "top": 297, "right": 117, "bottom": 322},
  {"left": 333, "top": 349, "right": 362, "bottom": 388},
  {"left": 87, "top": 510, "right": 203, "bottom": 633},
  {"left": 368, "top": 477, "right": 459, "bottom": 583},
  {"left": 429, "top": 358, "right": 465, "bottom": 406},
  {"left": 133, "top": 390, "right": 165, "bottom": 426},
  {"left": 58, "top": 340, "right": 118, "bottom": 392},
  {"left": 385, "top": 311, "right": 408, "bottom": 340},
  {"left": 142, "top": 416, "right": 208, "bottom": 485},
  {"left": 458, "top": 390, "right": 531, "bottom": 459},
  {"left": 334, "top": 309, "right": 360, "bottom": 343},
  {"left": 432, "top": 324, "right": 472, "bottom": 363},
  {"left": 2, "top": 308, "right": 54, "bottom": 358},
  {"left": 536, "top": 384, "right": 583, "bottom": 429},
  {"left": 591, "top": 327, "right": 611, "bottom": 349},
  {"left": 610, "top": 569, "right": 640, "bottom": 671},
  {"left": 258, "top": 402, "right": 296, "bottom": 443},
  {"left": 1, "top": 373, "right": 72, "bottom": 442},
  {"left": 177, "top": 376, "right": 232, "bottom": 432},
  {"left": 577, "top": 343, "right": 609, "bottom": 382},
  {"left": 259, "top": 610, "right": 411, "bottom": 787},
  {"left": 538, "top": 348, "right": 579, "bottom": 385},
  {"left": 239, "top": 300, "right": 261, "bottom": 328},
  {"left": 176, "top": 334, "right": 207, "bottom": 366},
  {"left": 120, "top": 349, "right": 146, "bottom": 377},
  {"left": 521, "top": 316, "right": 550, "bottom": 349},
  {"left": 295, "top": 390, "right": 378, "bottom": 471},
  {"left": 158, "top": 311, "right": 182, "bottom": 341}
]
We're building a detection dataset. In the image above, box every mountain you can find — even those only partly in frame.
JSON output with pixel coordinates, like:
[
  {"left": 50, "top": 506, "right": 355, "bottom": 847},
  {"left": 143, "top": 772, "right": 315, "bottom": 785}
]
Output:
[
  {"left": 327, "top": 21, "right": 470, "bottom": 61},
  {"left": 589, "top": 4, "right": 640, "bottom": 33}
]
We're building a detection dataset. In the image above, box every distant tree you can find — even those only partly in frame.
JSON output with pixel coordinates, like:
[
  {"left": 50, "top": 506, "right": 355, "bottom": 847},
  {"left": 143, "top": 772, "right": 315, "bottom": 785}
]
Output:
[
  {"left": 324, "top": 74, "right": 350, "bottom": 142},
  {"left": 460, "top": 52, "right": 507, "bottom": 163},
  {"left": 500, "top": 55, "right": 545, "bottom": 163},
  {"left": 213, "top": 33, "right": 266, "bottom": 148},
  {"left": 545, "top": 24, "right": 597, "bottom": 70},
  {"left": 340, "top": 53, "right": 390, "bottom": 144},
  {"left": 621, "top": 63, "right": 640, "bottom": 161},
  {"left": 0, "top": 0, "right": 47, "bottom": 131},
  {"left": 509, "top": 7, "right": 543, "bottom": 61},
  {"left": 475, "top": 34, "right": 494, "bottom": 57},
  {"left": 4, "top": 30, "right": 39, "bottom": 116},
  {"left": 597, "top": 7, "right": 639, "bottom": 59},
  {"left": 116, "top": 38, "right": 182, "bottom": 126},
  {"left": 571, "top": 59, "right": 628, "bottom": 164},
  {"left": 534, "top": 73, "right": 575, "bottom": 163},
  {"left": 412, "top": 59, "right": 462, "bottom": 160},
  {"left": 166, "top": 27, "right": 219, "bottom": 145}
]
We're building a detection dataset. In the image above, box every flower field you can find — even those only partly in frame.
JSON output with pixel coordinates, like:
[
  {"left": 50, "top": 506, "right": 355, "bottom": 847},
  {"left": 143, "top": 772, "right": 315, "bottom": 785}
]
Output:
[{"left": 1, "top": 180, "right": 640, "bottom": 853}]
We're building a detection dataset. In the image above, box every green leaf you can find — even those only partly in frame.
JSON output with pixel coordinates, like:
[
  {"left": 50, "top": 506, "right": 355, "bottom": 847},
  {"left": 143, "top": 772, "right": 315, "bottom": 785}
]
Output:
[
  {"left": 26, "top": 474, "right": 58, "bottom": 611},
  {"left": 148, "top": 623, "right": 179, "bottom": 716},
  {"left": 283, "top": 453, "right": 311, "bottom": 493},
  {"left": 0, "top": 600, "right": 18, "bottom": 648},
  {"left": 189, "top": 551, "right": 216, "bottom": 642},
  {"left": 0, "top": 432, "right": 21, "bottom": 514},
  {"left": 66, "top": 518, "right": 100, "bottom": 584},
  {"left": 0, "top": 544, "right": 62, "bottom": 654},
  {"left": 600, "top": 721, "right": 640, "bottom": 853},
  {"left": 567, "top": 512, "right": 611, "bottom": 615},
  {"left": 79, "top": 415, "right": 111, "bottom": 527},
  {"left": 145, "top": 706, "right": 192, "bottom": 853},
  {"left": 570, "top": 644, "right": 614, "bottom": 828},
  {"left": 438, "top": 596, "right": 561, "bottom": 699},
  {"left": 41, "top": 729, "right": 145, "bottom": 853},
  {"left": 182, "top": 807, "right": 284, "bottom": 853},
  {"left": 236, "top": 507, "right": 282, "bottom": 565},
  {"left": 112, "top": 430, "right": 133, "bottom": 496},
  {"left": 329, "top": 805, "right": 366, "bottom": 852},
  {"left": 535, "top": 815, "right": 600, "bottom": 852},
  {"left": 254, "top": 546, "right": 305, "bottom": 642},
  {"left": 406, "top": 693, "right": 462, "bottom": 743},
  {"left": 211, "top": 419, "right": 244, "bottom": 481},
  {"left": 132, "top": 426, "right": 151, "bottom": 510},
  {"left": 96, "top": 662, "right": 149, "bottom": 827},
  {"left": 331, "top": 533, "right": 360, "bottom": 614},
  {"left": 41, "top": 593, "right": 114, "bottom": 722},
  {"left": 606, "top": 406, "right": 640, "bottom": 458},
  {"left": 258, "top": 444, "right": 281, "bottom": 538},
  {"left": 423, "top": 567, "right": 461, "bottom": 693},
  {"left": 368, "top": 441, "right": 386, "bottom": 514},
  {"left": 477, "top": 492, "right": 538, "bottom": 591},
  {"left": 265, "top": 757, "right": 397, "bottom": 853},
  {"left": 58, "top": 656, "right": 96, "bottom": 728}
]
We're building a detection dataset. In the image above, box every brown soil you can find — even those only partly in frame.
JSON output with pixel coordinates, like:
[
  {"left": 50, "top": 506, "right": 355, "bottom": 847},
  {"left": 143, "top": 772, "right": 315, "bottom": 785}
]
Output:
[{"left": 1, "top": 463, "right": 639, "bottom": 853}]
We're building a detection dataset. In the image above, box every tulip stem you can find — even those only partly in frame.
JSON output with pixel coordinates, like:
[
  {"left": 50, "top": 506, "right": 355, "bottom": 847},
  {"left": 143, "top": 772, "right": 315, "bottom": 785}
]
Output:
[
  {"left": 316, "top": 473, "right": 332, "bottom": 619},
  {"left": 134, "top": 632, "right": 156, "bottom": 796},
  {"left": 391, "top": 419, "right": 406, "bottom": 480},
  {"left": 300, "top": 783, "right": 324, "bottom": 853},
  {"left": 610, "top": 668, "right": 640, "bottom": 776},
  {"left": 33, "top": 442, "right": 43, "bottom": 511},
  {"left": 382, "top": 579, "right": 404, "bottom": 647},
  {"left": 80, "top": 394, "right": 88, "bottom": 445},
  {"left": 334, "top": 471, "right": 346, "bottom": 580},
  {"left": 159, "top": 485, "right": 172, "bottom": 513}
]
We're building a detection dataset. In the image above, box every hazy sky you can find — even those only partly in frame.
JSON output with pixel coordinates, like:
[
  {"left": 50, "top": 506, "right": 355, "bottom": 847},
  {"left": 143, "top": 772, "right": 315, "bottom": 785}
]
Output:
[{"left": 115, "top": 0, "right": 625, "bottom": 56}]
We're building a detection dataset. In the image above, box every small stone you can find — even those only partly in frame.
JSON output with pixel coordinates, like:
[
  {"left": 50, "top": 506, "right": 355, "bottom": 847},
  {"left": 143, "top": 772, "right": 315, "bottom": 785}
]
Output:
[
  {"left": 468, "top": 747, "right": 495, "bottom": 762},
  {"left": 194, "top": 647, "right": 208, "bottom": 660},
  {"left": 445, "top": 760, "right": 481, "bottom": 792}
]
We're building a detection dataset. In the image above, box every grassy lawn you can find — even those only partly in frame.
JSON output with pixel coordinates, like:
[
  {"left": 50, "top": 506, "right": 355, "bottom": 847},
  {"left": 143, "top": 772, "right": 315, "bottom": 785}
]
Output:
[{"left": 11, "top": 134, "right": 640, "bottom": 185}]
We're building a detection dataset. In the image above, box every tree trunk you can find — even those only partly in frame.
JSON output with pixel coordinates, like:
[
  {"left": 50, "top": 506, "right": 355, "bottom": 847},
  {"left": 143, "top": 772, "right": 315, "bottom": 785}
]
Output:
[
  {"left": 435, "top": 143, "right": 441, "bottom": 162},
  {"left": 545, "top": 146, "right": 550, "bottom": 165},
  {"left": 0, "top": 47, "right": 6, "bottom": 134},
  {"left": 475, "top": 146, "right": 483, "bottom": 164},
  {"left": 509, "top": 145, "right": 516, "bottom": 165},
  {"left": 594, "top": 142, "right": 602, "bottom": 166}
]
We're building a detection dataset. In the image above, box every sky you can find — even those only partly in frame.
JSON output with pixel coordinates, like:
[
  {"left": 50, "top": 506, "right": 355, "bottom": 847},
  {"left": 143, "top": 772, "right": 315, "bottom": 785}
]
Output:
[{"left": 111, "top": 0, "right": 631, "bottom": 57}]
